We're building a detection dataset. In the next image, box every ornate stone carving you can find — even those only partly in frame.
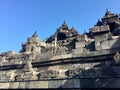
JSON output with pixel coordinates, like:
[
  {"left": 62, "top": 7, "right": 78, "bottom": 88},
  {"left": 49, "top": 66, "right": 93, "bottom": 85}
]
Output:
[
  {"left": 15, "top": 60, "right": 38, "bottom": 81},
  {"left": 0, "top": 73, "right": 11, "bottom": 81},
  {"left": 37, "top": 70, "right": 59, "bottom": 79},
  {"left": 114, "top": 52, "right": 120, "bottom": 63},
  {"left": 0, "top": 72, "right": 15, "bottom": 81},
  {"left": 15, "top": 72, "right": 37, "bottom": 81},
  {"left": 65, "top": 67, "right": 85, "bottom": 77}
]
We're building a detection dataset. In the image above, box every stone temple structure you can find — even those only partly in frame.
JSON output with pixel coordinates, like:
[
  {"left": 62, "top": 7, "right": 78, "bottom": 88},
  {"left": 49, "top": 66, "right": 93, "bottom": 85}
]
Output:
[{"left": 0, "top": 9, "right": 120, "bottom": 88}]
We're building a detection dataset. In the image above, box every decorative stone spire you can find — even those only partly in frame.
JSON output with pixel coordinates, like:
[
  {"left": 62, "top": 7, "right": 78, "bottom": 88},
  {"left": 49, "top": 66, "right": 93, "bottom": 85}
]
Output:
[
  {"left": 96, "top": 19, "right": 102, "bottom": 26},
  {"left": 62, "top": 20, "right": 67, "bottom": 26},
  {"left": 61, "top": 20, "right": 69, "bottom": 30},
  {"left": 105, "top": 9, "right": 111, "bottom": 16},
  {"left": 32, "top": 31, "right": 38, "bottom": 37},
  {"left": 71, "top": 26, "right": 75, "bottom": 30},
  {"left": 102, "top": 9, "right": 119, "bottom": 24}
]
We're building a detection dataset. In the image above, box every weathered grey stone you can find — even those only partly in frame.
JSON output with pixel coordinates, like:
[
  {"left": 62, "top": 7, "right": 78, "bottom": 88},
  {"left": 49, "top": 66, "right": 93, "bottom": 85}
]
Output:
[
  {"left": 90, "top": 25, "right": 110, "bottom": 34},
  {"left": 72, "top": 48, "right": 83, "bottom": 54},
  {"left": 75, "top": 42, "right": 85, "bottom": 48},
  {"left": 65, "top": 67, "right": 85, "bottom": 77},
  {"left": 48, "top": 80, "right": 64, "bottom": 88},
  {"left": 38, "top": 70, "right": 59, "bottom": 79},
  {"left": 23, "top": 60, "right": 34, "bottom": 72},
  {"left": 95, "top": 42, "right": 101, "bottom": 50},
  {"left": 18, "top": 82, "right": 26, "bottom": 88},
  {"left": 0, "top": 71, "right": 15, "bottom": 82},
  {"left": 61, "top": 79, "right": 80, "bottom": 88},
  {"left": 0, "top": 83, "right": 10, "bottom": 89},
  {"left": 9, "top": 82, "right": 19, "bottom": 88},
  {"left": 101, "top": 38, "right": 120, "bottom": 50},
  {"left": 15, "top": 72, "right": 38, "bottom": 81},
  {"left": 50, "top": 55, "right": 62, "bottom": 60},
  {"left": 28, "top": 81, "right": 48, "bottom": 88},
  {"left": 25, "top": 82, "right": 30, "bottom": 88},
  {"left": 61, "top": 54, "right": 72, "bottom": 59}
]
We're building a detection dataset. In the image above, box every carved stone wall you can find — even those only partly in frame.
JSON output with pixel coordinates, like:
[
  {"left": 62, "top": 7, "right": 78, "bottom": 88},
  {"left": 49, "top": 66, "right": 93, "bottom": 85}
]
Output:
[
  {"left": 37, "top": 70, "right": 59, "bottom": 79},
  {"left": 15, "top": 72, "right": 38, "bottom": 81}
]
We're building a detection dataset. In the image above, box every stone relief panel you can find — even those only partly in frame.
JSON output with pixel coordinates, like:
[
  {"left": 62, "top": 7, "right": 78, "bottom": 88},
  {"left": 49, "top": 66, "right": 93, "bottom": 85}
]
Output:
[
  {"left": 37, "top": 70, "right": 59, "bottom": 79},
  {"left": 14, "top": 60, "right": 38, "bottom": 81},
  {"left": 15, "top": 72, "right": 38, "bottom": 81},
  {"left": 0, "top": 71, "right": 15, "bottom": 81},
  {"left": 65, "top": 66, "right": 85, "bottom": 77}
]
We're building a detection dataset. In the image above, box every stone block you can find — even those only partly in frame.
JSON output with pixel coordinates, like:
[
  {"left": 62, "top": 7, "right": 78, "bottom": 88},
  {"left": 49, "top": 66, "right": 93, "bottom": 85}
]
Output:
[
  {"left": 94, "top": 34, "right": 106, "bottom": 42},
  {"left": 91, "top": 25, "right": 109, "bottom": 34},
  {"left": 48, "top": 80, "right": 64, "bottom": 88},
  {"left": 110, "top": 38, "right": 120, "bottom": 48},
  {"left": 101, "top": 40, "right": 110, "bottom": 49},
  {"left": 101, "top": 39, "right": 120, "bottom": 50},
  {"left": 28, "top": 81, "right": 48, "bottom": 88},
  {"left": 48, "top": 66, "right": 60, "bottom": 71},
  {"left": 0, "top": 83, "right": 10, "bottom": 89},
  {"left": 93, "top": 50, "right": 102, "bottom": 56},
  {"left": 61, "top": 54, "right": 72, "bottom": 59},
  {"left": 61, "top": 79, "right": 80, "bottom": 88},
  {"left": 18, "top": 82, "right": 26, "bottom": 88},
  {"left": 75, "top": 42, "right": 85, "bottom": 49},
  {"left": 25, "top": 82, "right": 30, "bottom": 88},
  {"left": 72, "top": 48, "right": 83, "bottom": 54},
  {"left": 50, "top": 55, "right": 62, "bottom": 60},
  {"left": 9, "top": 82, "right": 19, "bottom": 88}
]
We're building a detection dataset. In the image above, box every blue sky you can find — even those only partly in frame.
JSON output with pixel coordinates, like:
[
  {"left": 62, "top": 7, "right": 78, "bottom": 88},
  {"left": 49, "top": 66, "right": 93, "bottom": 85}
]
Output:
[{"left": 0, "top": 0, "right": 120, "bottom": 53}]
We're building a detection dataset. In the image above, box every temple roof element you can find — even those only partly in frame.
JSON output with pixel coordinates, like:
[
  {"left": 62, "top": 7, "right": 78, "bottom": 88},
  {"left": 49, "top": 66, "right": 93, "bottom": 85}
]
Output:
[
  {"left": 60, "top": 20, "right": 69, "bottom": 30},
  {"left": 102, "top": 9, "right": 118, "bottom": 21},
  {"left": 32, "top": 31, "right": 38, "bottom": 38}
]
